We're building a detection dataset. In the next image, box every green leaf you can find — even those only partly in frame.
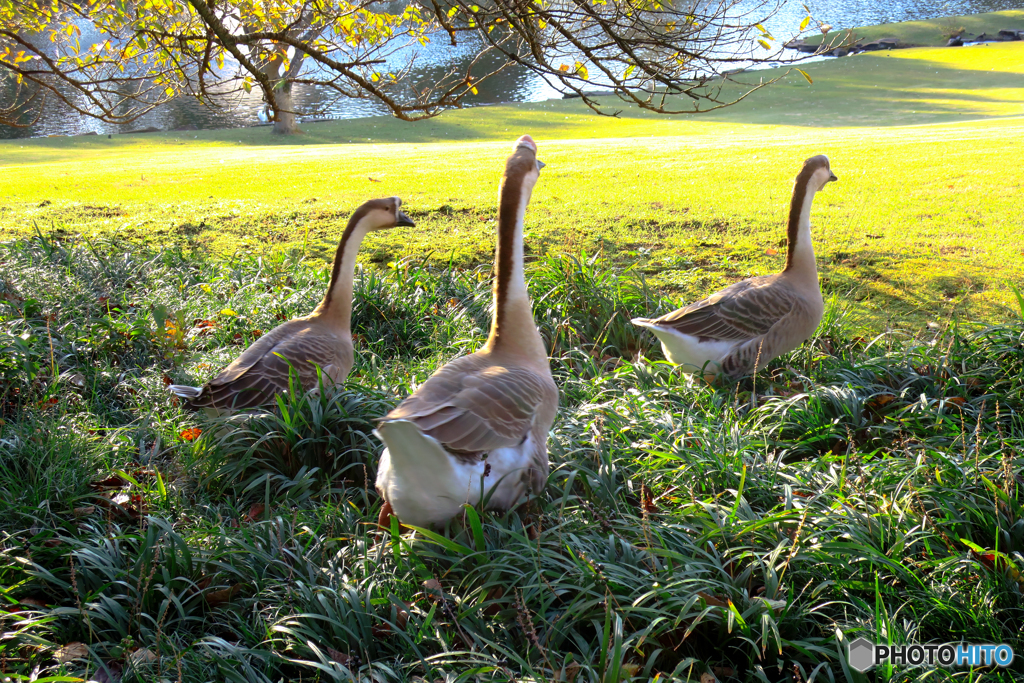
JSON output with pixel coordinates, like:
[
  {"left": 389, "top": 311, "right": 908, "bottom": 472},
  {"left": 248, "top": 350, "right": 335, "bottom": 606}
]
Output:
[
  {"left": 403, "top": 525, "right": 474, "bottom": 555},
  {"left": 462, "top": 504, "right": 486, "bottom": 552},
  {"left": 795, "top": 68, "right": 813, "bottom": 84},
  {"left": 242, "top": 79, "right": 252, "bottom": 94}
]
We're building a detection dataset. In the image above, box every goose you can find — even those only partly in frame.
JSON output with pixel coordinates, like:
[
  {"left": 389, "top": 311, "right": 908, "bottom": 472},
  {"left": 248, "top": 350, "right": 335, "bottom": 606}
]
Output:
[
  {"left": 169, "top": 197, "right": 414, "bottom": 412},
  {"left": 374, "top": 135, "right": 558, "bottom": 529},
  {"left": 632, "top": 155, "right": 837, "bottom": 381}
]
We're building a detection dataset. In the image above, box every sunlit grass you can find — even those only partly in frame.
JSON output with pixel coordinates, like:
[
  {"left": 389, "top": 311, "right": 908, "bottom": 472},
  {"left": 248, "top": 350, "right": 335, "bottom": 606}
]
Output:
[{"left": 0, "top": 233, "right": 1021, "bottom": 682}]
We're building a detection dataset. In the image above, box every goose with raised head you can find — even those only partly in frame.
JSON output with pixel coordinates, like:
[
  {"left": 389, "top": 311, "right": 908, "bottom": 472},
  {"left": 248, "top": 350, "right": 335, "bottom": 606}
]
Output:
[
  {"left": 169, "top": 197, "right": 415, "bottom": 412},
  {"left": 632, "top": 155, "right": 837, "bottom": 381},
  {"left": 374, "top": 135, "right": 558, "bottom": 529}
]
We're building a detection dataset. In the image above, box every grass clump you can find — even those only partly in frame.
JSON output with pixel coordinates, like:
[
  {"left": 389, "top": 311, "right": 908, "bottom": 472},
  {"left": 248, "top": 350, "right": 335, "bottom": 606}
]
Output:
[{"left": 0, "top": 232, "right": 1021, "bottom": 681}]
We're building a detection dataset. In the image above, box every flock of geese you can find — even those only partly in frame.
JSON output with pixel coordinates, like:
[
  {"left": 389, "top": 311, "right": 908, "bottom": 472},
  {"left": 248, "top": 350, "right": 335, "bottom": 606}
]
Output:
[{"left": 169, "top": 135, "right": 838, "bottom": 529}]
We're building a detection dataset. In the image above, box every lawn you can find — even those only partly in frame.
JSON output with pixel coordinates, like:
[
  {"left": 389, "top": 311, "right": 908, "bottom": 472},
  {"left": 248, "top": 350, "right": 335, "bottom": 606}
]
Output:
[
  {"left": 0, "top": 11, "right": 1023, "bottom": 683},
  {"left": 3, "top": 38, "right": 1024, "bottom": 331}
]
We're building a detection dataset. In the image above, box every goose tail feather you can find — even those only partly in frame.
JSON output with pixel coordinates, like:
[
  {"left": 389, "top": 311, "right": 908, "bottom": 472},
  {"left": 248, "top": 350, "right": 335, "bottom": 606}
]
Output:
[{"left": 168, "top": 384, "right": 203, "bottom": 400}]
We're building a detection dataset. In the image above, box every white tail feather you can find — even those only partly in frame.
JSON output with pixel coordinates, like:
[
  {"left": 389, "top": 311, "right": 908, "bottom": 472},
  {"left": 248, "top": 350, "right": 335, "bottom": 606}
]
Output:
[{"left": 168, "top": 384, "right": 202, "bottom": 400}]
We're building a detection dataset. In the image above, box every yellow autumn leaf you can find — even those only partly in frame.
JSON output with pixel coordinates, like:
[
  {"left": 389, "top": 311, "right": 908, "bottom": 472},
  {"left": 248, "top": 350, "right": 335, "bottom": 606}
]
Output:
[{"left": 220, "top": 308, "right": 237, "bottom": 316}]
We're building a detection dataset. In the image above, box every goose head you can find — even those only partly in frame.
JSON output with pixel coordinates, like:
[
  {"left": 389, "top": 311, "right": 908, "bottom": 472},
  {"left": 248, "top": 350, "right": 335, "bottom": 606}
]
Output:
[
  {"left": 800, "top": 155, "right": 838, "bottom": 192},
  {"left": 506, "top": 135, "right": 545, "bottom": 192},
  {"left": 359, "top": 196, "right": 415, "bottom": 231}
]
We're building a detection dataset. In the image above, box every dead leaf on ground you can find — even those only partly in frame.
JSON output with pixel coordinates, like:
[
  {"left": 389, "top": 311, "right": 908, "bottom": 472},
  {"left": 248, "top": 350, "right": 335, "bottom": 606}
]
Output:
[
  {"left": 244, "top": 503, "right": 265, "bottom": 523},
  {"left": 697, "top": 591, "right": 730, "bottom": 608},
  {"left": 765, "top": 247, "right": 778, "bottom": 256},
  {"left": 326, "top": 647, "right": 353, "bottom": 665},
  {"left": 713, "top": 667, "right": 736, "bottom": 678},
  {"left": 422, "top": 579, "right": 443, "bottom": 603},
  {"left": 946, "top": 396, "right": 966, "bottom": 407},
  {"left": 700, "top": 673, "right": 718, "bottom": 683},
  {"left": 19, "top": 597, "right": 48, "bottom": 609},
  {"left": 205, "top": 583, "right": 244, "bottom": 607},
  {"left": 55, "top": 641, "right": 89, "bottom": 663},
  {"left": 129, "top": 647, "right": 158, "bottom": 665}
]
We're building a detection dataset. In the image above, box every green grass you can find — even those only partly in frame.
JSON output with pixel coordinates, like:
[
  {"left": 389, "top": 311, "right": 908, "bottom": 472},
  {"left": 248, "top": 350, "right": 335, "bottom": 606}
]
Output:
[
  {"left": 2, "top": 41, "right": 1024, "bottom": 330},
  {"left": 0, "top": 233, "right": 1022, "bottom": 682},
  {"left": 802, "top": 9, "right": 1024, "bottom": 47},
  {"left": 1, "top": 20, "right": 1024, "bottom": 681}
]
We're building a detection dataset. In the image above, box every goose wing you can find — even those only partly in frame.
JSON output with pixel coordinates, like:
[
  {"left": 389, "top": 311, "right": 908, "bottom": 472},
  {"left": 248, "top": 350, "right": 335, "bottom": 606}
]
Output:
[
  {"left": 194, "top": 323, "right": 345, "bottom": 410},
  {"left": 649, "top": 276, "right": 795, "bottom": 343},
  {"left": 384, "top": 356, "right": 551, "bottom": 458}
]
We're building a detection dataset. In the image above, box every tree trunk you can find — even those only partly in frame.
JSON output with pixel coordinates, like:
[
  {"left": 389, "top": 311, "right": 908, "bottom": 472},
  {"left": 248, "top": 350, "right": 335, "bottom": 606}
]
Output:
[{"left": 271, "top": 81, "right": 300, "bottom": 135}]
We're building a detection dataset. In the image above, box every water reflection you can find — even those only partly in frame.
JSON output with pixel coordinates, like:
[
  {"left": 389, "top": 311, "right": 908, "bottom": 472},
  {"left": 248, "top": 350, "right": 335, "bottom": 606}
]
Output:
[{"left": 2, "top": 0, "right": 1019, "bottom": 139}]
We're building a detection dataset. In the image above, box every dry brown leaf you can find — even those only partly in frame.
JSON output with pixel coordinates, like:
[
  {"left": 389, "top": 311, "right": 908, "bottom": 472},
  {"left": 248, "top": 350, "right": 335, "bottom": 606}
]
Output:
[
  {"left": 713, "top": 667, "right": 735, "bottom": 678},
  {"left": 244, "top": 503, "right": 265, "bottom": 523},
  {"left": 765, "top": 247, "right": 778, "bottom": 256},
  {"left": 205, "top": 583, "right": 243, "bottom": 607},
  {"left": 73, "top": 506, "right": 96, "bottom": 518},
  {"left": 700, "top": 673, "right": 718, "bottom": 683},
  {"left": 55, "top": 641, "right": 88, "bottom": 664},
  {"left": 19, "top": 597, "right": 47, "bottom": 609},
  {"left": 129, "top": 647, "right": 158, "bottom": 665},
  {"left": 422, "top": 579, "right": 443, "bottom": 603},
  {"left": 326, "top": 647, "right": 351, "bottom": 665},
  {"left": 697, "top": 591, "right": 729, "bottom": 608},
  {"left": 946, "top": 396, "right": 966, "bottom": 407}
]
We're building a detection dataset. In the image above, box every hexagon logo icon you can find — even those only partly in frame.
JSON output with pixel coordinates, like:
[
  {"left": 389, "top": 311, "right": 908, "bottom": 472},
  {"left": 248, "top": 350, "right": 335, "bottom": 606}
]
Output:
[{"left": 848, "top": 637, "right": 875, "bottom": 672}]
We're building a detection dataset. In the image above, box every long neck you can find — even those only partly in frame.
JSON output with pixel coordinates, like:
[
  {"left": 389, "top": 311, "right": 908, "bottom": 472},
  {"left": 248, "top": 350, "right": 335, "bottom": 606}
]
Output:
[
  {"left": 783, "top": 178, "right": 818, "bottom": 281},
  {"left": 485, "top": 177, "right": 544, "bottom": 359},
  {"left": 312, "top": 214, "right": 370, "bottom": 331}
]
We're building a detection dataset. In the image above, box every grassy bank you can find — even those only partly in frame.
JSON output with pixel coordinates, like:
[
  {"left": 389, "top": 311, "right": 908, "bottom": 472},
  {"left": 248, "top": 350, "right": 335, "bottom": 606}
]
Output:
[
  {"left": 0, "top": 233, "right": 1021, "bottom": 682},
  {"left": 2, "top": 40, "right": 1024, "bottom": 331},
  {"left": 802, "top": 9, "right": 1024, "bottom": 48}
]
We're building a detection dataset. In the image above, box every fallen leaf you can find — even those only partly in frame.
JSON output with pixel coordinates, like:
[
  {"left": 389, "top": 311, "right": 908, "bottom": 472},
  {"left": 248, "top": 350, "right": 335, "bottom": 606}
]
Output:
[
  {"left": 73, "top": 506, "right": 96, "bottom": 518},
  {"left": 326, "top": 647, "right": 352, "bottom": 665},
  {"left": 161, "top": 373, "right": 172, "bottom": 386},
  {"left": 712, "top": 667, "right": 736, "bottom": 678},
  {"left": 55, "top": 641, "right": 89, "bottom": 664},
  {"left": 866, "top": 393, "right": 896, "bottom": 411},
  {"left": 422, "top": 579, "right": 443, "bottom": 603},
  {"left": 369, "top": 177, "right": 382, "bottom": 182},
  {"left": 129, "top": 647, "right": 158, "bottom": 665},
  {"left": 90, "top": 474, "right": 129, "bottom": 490},
  {"left": 19, "top": 597, "right": 47, "bottom": 609},
  {"left": 205, "top": 583, "right": 244, "bottom": 607},
  {"left": 697, "top": 591, "right": 729, "bottom": 608},
  {"left": 946, "top": 396, "right": 966, "bottom": 407},
  {"left": 180, "top": 427, "right": 202, "bottom": 441},
  {"left": 244, "top": 503, "right": 265, "bottom": 523},
  {"left": 700, "top": 673, "right": 718, "bottom": 683},
  {"left": 765, "top": 247, "right": 778, "bottom": 256},
  {"left": 641, "top": 484, "right": 658, "bottom": 515},
  {"left": 866, "top": 233, "right": 883, "bottom": 239}
]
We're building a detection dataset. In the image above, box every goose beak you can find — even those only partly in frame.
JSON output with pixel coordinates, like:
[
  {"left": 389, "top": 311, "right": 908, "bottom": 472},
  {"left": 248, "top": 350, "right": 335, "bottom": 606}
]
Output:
[
  {"left": 829, "top": 172, "right": 838, "bottom": 182},
  {"left": 396, "top": 210, "right": 415, "bottom": 227},
  {"left": 537, "top": 159, "right": 546, "bottom": 170}
]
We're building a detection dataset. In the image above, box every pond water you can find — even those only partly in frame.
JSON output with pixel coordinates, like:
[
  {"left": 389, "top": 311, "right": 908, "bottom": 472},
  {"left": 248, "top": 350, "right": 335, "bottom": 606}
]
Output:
[{"left": 2, "top": 0, "right": 1020, "bottom": 139}]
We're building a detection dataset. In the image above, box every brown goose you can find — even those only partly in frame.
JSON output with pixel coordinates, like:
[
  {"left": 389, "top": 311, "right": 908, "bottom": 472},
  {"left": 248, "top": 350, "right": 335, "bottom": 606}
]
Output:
[
  {"left": 632, "top": 155, "right": 837, "bottom": 380},
  {"left": 374, "top": 136, "right": 558, "bottom": 529},
  {"left": 169, "top": 197, "right": 414, "bottom": 412}
]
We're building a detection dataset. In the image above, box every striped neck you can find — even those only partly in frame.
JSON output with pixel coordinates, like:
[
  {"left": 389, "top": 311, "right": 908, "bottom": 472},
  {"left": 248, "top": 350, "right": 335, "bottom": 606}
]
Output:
[
  {"left": 486, "top": 164, "right": 541, "bottom": 357},
  {"left": 313, "top": 205, "right": 372, "bottom": 330},
  {"left": 783, "top": 171, "right": 819, "bottom": 280}
]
